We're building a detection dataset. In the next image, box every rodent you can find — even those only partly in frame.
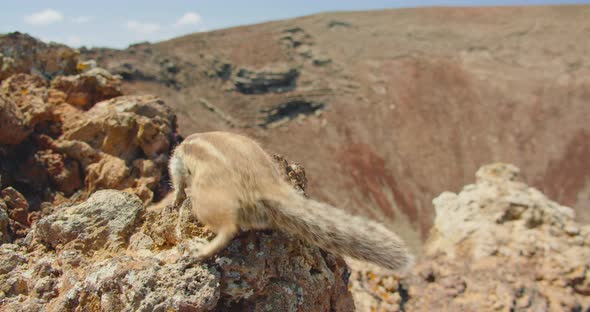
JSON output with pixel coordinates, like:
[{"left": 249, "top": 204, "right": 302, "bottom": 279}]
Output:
[{"left": 169, "top": 131, "right": 413, "bottom": 271}]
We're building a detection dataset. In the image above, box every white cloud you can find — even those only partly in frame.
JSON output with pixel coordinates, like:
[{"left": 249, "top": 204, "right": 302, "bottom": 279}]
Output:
[
  {"left": 72, "top": 16, "right": 93, "bottom": 24},
  {"left": 24, "top": 9, "right": 64, "bottom": 25},
  {"left": 126, "top": 20, "right": 161, "bottom": 35},
  {"left": 174, "top": 12, "right": 202, "bottom": 27}
]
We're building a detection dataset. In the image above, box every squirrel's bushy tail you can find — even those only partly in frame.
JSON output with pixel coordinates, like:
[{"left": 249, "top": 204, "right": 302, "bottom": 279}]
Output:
[{"left": 267, "top": 191, "right": 414, "bottom": 272}]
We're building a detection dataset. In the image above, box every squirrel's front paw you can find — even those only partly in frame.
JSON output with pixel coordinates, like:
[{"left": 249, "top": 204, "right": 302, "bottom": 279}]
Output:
[
  {"left": 182, "top": 247, "right": 215, "bottom": 262},
  {"left": 178, "top": 240, "right": 214, "bottom": 264},
  {"left": 173, "top": 197, "right": 186, "bottom": 208}
]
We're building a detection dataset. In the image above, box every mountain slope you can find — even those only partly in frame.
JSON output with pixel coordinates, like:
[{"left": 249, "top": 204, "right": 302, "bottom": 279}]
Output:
[{"left": 82, "top": 5, "right": 590, "bottom": 249}]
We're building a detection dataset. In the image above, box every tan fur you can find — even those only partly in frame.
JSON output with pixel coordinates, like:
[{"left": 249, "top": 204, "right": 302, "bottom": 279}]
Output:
[{"left": 169, "top": 131, "right": 414, "bottom": 271}]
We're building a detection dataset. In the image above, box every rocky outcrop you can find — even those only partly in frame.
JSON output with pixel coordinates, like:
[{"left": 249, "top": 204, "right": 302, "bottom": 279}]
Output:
[
  {"left": 0, "top": 94, "right": 30, "bottom": 145},
  {"left": 79, "top": 44, "right": 186, "bottom": 90},
  {"left": 51, "top": 67, "right": 122, "bottom": 108},
  {"left": 0, "top": 32, "right": 78, "bottom": 80},
  {"left": 350, "top": 163, "right": 590, "bottom": 311},
  {"left": 0, "top": 35, "right": 179, "bottom": 246},
  {"left": 426, "top": 163, "right": 582, "bottom": 259},
  {"left": 51, "top": 94, "right": 177, "bottom": 203},
  {"left": 233, "top": 65, "right": 299, "bottom": 94},
  {"left": 0, "top": 83, "right": 176, "bottom": 218},
  {"left": 0, "top": 187, "right": 34, "bottom": 242},
  {"left": 279, "top": 27, "right": 331, "bottom": 66},
  {"left": 0, "top": 206, "right": 8, "bottom": 244},
  {"left": 0, "top": 175, "right": 353, "bottom": 311},
  {"left": 35, "top": 190, "right": 144, "bottom": 253},
  {"left": 259, "top": 99, "right": 325, "bottom": 128},
  {"left": 0, "top": 74, "right": 55, "bottom": 145}
]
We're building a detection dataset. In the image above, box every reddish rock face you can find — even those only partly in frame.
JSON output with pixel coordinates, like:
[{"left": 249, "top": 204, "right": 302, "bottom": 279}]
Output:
[
  {"left": 0, "top": 38, "right": 180, "bottom": 237},
  {"left": 50, "top": 67, "right": 122, "bottom": 108},
  {"left": 0, "top": 94, "right": 30, "bottom": 145},
  {"left": 81, "top": 6, "right": 590, "bottom": 247}
]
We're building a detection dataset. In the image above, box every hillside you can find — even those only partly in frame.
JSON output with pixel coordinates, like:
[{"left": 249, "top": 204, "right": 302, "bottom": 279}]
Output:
[{"left": 82, "top": 5, "right": 590, "bottom": 249}]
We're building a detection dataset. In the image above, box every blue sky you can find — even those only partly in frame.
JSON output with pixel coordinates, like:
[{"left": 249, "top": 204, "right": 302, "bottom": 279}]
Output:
[{"left": 2, "top": 0, "right": 588, "bottom": 48}]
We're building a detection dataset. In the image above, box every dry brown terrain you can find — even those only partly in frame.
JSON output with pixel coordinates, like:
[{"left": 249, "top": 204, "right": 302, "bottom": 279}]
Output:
[{"left": 82, "top": 5, "right": 590, "bottom": 250}]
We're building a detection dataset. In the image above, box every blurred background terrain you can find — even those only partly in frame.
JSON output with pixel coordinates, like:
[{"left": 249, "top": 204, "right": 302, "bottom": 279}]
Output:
[{"left": 82, "top": 5, "right": 590, "bottom": 251}]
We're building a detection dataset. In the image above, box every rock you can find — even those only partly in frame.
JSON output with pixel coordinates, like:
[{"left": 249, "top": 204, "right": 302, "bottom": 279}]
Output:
[
  {"left": 160, "top": 58, "right": 179, "bottom": 74},
  {"left": 350, "top": 163, "right": 590, "bottom": 311},
  {"left": 65, "top": 95, "right": 176, "bottom": 161},
  {"left": 71, "top": 256, "right": 220, "bottom": 311},
  {"left": 0, "top": 94, "right": 30, "bottom": 145},
  {"left": 44, "top": 137, "right": 100, "bottom": 168},
  {"left": 0, "top": 246, "right": 30, "bottom": 300},
  {"left": 259, "top": 100, "right": 325, "bottom": 128},
  {"left": 84, "top": 154, "right": 131, "bottom": 194},
  {"left": 109, "top": 62, "right": 153, "bottom": 82},
  {"left": 43, "top": 140, "right": 153, "bottom": 206},
  {"left": 0, "top": 74, "right": 55, "bottom": 136},
  {"left": 0, "top": 187, "right": 31, "bottom": 239},
  {"left": 51, "top": 67, "right": 122, "bottom": 108},
  {"left": 1, "top": 187, "right": 29, "bottom": 225},
  {"left": 59, "top": 229, "right": 353, "bottom": 311},
  {"left": 0, "top": 201, "right": 9, "bottom": 243},
  {"left": 0, "top": 32, "right": 78, "bottom": 81},
  {"left": 35, "top": 190, "right": 144, "bottom": 252},
  {"left": 214, "top": 230, "right": 353, "bottom": 311},
  {"left": 209, "top": 59, "right": 232, "bottom": 80},
  {"left": 0, "top": 34, "right": 179, "bottom": 239},
  {"left": 81, "top": 49, "right": 184, "bottom": 89},
  {"left": 279, "top": 26, "right": 309, "bottom": 49},
  {"left": 278, "top": 26, "right": 330, "bottom": 65},
  {"left": 0, "top": 245, "right": 62, "bottom": 310},
  {"left": 36, "top": 149, "right": 82, "bottom": 196},
  {"left": 427, "top": 162, "right": 577, "bottom": 259},
  {"left": 475, "top": 162, "right": 521, "bottom": 184},
  {"left": 0, "top": 157, "right": 354, "bottom": 311},
  {"left": 327, "top": 20, "right": 352, "bottom": 29},
  {"left": 44, "top": 94, "right": 179, "bottom": 203},
  {"left": 233, "top": 65, "right": 299, "bottom": 94},
  {"left": 0, "top": 245, "right": 27, "bottom": 275}
]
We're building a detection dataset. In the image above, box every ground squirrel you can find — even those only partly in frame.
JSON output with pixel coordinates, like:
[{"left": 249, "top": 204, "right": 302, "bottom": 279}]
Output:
[{"left": 169, "top": 131, "right": 414, "bottom": 271}]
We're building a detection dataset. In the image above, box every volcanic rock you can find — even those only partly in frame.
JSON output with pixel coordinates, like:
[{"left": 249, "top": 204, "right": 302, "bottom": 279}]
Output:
[
  {"left": 0, "top": 35, "right": 180, "bottom": 244},
  {"left": 2, "top": 74, "right": 54, "bottom": 124},
  {"left": 35, "top": 190, "right": 144, "bottom": 252},
  {"left": 0, "top": 94, "right": 30, "bottom": 145},
  {"left": 0, "top": 32, "right": 78, "bottom": 80},
  {"left": 0, "top": 174, "right": 353, "bottom": 311},
  {"left": 350, "top": 163, "right": 590, "bottom": 311},
  {"left": 0, "top": 203, "right": 9, "bottom": 243},
  {"left": 51, "top": 67, "right": 122, "bottom": 108}
]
